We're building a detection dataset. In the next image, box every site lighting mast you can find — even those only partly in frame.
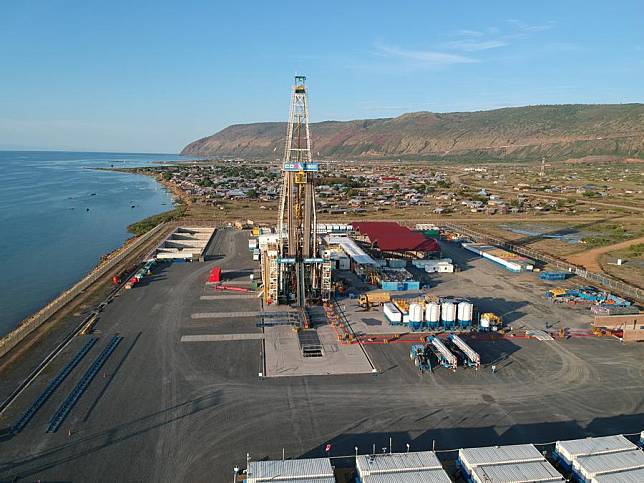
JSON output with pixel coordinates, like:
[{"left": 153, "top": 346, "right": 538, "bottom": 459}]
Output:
[{"left": 276, "top": 75, "right": 328, "bottom": 307}]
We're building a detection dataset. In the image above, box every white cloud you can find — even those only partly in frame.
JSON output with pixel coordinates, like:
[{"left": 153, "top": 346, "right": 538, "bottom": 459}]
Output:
[
  {"left": 454, "top": 29, "right": 484, "bottom": 37},
  {"left": 506, "top": 19, "right": 556, "bottom": 33},
  {"left": 445, "top": 39, "right": 509, "bottom": 52},
  {"left": 374, "top": 44, "right": 477, "bottom": 65}
]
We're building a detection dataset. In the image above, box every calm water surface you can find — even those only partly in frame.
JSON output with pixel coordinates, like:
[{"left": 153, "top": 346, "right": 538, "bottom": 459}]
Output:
[{"left": 0, "top": 151, "right": 191, "bottom": 336}]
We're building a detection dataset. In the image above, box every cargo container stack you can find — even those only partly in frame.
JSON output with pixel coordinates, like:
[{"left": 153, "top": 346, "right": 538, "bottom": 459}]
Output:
[
  {"left": 553, "top": 434, "right": 644, "bottom": 482},
  {"left": 458, "top": 443, "right": 564, "bottom": 483}
]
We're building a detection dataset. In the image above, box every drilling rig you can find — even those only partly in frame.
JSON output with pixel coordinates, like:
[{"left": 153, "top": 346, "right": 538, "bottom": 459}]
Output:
[{"left": 262, "top": 76, "right": 332, "bottom": 307}]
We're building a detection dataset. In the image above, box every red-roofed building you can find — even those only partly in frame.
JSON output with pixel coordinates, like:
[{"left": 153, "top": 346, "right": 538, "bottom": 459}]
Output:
[{"left": 352, "top": 221, "right": 440, "bottom": 257}]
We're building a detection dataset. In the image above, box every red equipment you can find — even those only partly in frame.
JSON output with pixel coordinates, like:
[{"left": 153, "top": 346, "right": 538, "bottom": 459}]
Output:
[
  {"left": 214, "top": 284, "right": 251, "bottom": 293},
  {"left": 208, "top": 267, "right": 222, "bottom": 283}
]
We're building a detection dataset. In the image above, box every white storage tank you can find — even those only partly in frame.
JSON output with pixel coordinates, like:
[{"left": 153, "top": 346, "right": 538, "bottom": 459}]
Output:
[
  {"left": 409, "top": 303, "right": 423, "bottom": 331},
  {"left": 441, "top": 301, "right": 456, "bottom": 327},
  {"left": 457, "top": 301, "right": 474, "bottom": 326},
  {"left": 409, "top": 303, "right": 423, "bottom": 321},
  {"left": 425, "top": 303, "right": 441, "bottom": 325}
]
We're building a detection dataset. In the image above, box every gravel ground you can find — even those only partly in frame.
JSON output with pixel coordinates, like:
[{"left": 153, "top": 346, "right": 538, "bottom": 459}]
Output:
[{"left": 1, "top": 229, "right": 642, "bottom": 482}]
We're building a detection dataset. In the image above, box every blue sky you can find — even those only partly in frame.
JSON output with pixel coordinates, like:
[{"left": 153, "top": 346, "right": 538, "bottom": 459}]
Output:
[{"left": 1, "top": 0, "right": 642, "bottom": 153}]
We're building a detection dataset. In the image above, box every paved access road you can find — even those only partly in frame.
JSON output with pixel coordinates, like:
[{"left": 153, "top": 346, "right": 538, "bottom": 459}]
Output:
[{"left": 1, "top": 229, "right": 643, "bottom": 482}]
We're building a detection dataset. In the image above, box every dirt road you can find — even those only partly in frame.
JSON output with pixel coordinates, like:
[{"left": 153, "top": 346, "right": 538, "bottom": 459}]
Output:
[{"left": 565, "top": 236, "right": 644, "bottom": 272}]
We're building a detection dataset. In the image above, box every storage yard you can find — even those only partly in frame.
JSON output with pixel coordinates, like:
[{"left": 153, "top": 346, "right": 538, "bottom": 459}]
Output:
[{"left": 1, "top": 227, "right": 643, "bottom": 481}]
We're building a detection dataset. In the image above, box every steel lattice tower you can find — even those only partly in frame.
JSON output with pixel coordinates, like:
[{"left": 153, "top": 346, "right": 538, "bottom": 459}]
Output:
[{"left": 276, "top": 76, "right": 324, "bottom": 307}]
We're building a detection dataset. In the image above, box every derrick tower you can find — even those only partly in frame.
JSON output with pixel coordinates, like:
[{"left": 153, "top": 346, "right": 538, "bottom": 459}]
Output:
[{"left": 272, "top": 75, "right": 330, "bottom": 307}]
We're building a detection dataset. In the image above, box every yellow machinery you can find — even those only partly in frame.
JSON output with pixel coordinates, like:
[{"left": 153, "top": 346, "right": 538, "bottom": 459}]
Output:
[
  {"left": 547, "top": 288, "right": 568, "bottom": 298},
  {"left": 359, "top": 292, "right": 391, "bottom": 308},
  {"left": 480, "top": 312, "right": 502, "bottom": 329},
  {"left": 392, "top": 296, "right": 426, "bottom": 314}
]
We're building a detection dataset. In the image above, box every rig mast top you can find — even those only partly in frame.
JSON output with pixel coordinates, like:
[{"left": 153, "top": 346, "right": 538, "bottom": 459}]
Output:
[{"left": 275, "top": 75, "right": 325, "bottom": 306}]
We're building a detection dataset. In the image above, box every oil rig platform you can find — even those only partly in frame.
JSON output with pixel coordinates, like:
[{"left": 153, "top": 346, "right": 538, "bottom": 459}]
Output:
[{"left": 261, "top": 76, "right": 332, "bottom": 309}]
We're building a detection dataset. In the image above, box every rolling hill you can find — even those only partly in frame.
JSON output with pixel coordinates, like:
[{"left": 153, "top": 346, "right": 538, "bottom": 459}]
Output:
[{"left": 181, "top": 104, "right": 644, "bottom": 162}]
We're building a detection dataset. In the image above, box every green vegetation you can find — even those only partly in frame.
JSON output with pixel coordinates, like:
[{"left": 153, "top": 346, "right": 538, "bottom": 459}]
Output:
[
  {"left": 345, "top": 187, "right": 359, "bottom": 197},
  {"left": 581, "top": 224, "right": 639, "bottom": 248},
  {"left": 582, "top": 190, "right": 599, "bottom": 198},
  {"left": 127, "top": 206, "right": 187, "bottom": 235},
  {"left": 197, "top": 178, "right": 213, "bottom": 187},
  {"left": 628, "top": 243, "right": 644, "bottom": 257}
]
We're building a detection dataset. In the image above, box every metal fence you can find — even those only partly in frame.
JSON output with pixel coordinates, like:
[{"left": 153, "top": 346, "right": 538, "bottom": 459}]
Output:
[
  {"left": 0, "top": 222, "right": 169, "bottom": 359},
  {"left": 442, "top": 223, "right": 644, "bottom": 303}
]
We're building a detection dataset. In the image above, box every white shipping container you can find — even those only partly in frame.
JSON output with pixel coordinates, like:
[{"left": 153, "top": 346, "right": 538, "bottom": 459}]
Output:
[
  {"left": 575, "top": 450, "right": 644, "bottom": 481},
  {"left": 555, "top": 435, "right": 637, "bottom": 466},
  {"left": 383, "top": 302, "right": 402, "bottom": 323}
]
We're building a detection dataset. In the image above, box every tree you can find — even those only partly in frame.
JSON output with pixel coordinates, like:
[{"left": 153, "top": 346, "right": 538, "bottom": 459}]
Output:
[{"left": 345, "top": 188, "right": 359, "bottom": 197}]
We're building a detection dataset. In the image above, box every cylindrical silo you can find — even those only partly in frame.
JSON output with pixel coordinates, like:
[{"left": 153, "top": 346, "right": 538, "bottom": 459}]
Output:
[
  {"left": 457, "top": 301, "right": 474, "bottom": 329},
  {"left": 441, "top": 301, "right": 456, "bottom": 329},
  {"left": 409, "top": 303, "right": 422, "bottom": 331},
  {"left": 425, "top": 302, "right": 440, "bottom": 330}
]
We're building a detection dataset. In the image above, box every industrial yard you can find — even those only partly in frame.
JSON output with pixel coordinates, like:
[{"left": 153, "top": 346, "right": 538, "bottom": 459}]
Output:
[
  {"left": 1, "top": 227, "right": 643, "bottom": 481},
  {"left": 1, "top": 77, "right": 642, "bottom": 483}
]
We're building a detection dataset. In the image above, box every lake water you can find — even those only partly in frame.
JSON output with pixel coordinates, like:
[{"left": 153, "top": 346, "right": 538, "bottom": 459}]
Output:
[{"left": 0, "top": 151, "right": 190, "bottom": 337}]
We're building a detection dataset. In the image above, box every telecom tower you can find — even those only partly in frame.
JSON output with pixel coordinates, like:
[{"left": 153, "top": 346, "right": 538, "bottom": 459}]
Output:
[{"left": 269, "top": 75, "right": 331, "bottom": 307}]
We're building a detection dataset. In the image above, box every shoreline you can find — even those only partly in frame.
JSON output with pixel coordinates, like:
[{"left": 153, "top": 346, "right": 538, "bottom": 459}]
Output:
[
  {"left": 102, "top": 166, "right": 193, "bottom": 209},
  {"left": 0, "top": 167, "right": 179, "bottom": 358}
]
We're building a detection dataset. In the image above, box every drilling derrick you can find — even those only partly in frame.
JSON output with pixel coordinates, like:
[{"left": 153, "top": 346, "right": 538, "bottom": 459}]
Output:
[{"left": 270, "top": 75, "right": 330, "bottom": 307}]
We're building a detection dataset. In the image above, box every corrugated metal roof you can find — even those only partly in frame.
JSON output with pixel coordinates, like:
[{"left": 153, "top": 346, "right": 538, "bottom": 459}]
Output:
[
  {"left": 575, "top": 449, "right": 644, "bottom": 479},
  {"left": 261, "top": 479, "right": 335, "bottom": 483},
  {"left": 356, "top": 451, "right": 442, "bottom": 475},
  {"left": 592, "top": 467, "right": 644, "bottom": 482},
  {"left": 352, "top": 222, "right": 440, "bottom": 252},
  {"left": 361, "top": 469, "right": 452, "bottom": 483},
  {"left": 459, "top": 444, "right": 544, "bottom": 468},
  {"left": 555, "top": 434, "right": 636, "bottom": 463},
  {"left": 472, "top": 461, "right": 564, "bottom": 482},
  {"left": 247, "top": 458, "right": 334, "bottom": 482},
  {"left": 325, "top": 235, "right": 377, "bottom": 266}
]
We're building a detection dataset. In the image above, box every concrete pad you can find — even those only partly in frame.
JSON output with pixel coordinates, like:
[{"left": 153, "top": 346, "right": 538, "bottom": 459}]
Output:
[
  {"left": 191, "top": 311, "right": 261, "bottom": 319},
  {"left": 263, "top": 324, "right": 375, "bottom": 377},
  {"left": 526, "top": 329, "right": 555, "bottom": 341},
  {"left": 200, "top": 295, "right": 258, "bottom": 300},
  {"left": 181, "top": 334, "right": 264, "bottom": 342}
]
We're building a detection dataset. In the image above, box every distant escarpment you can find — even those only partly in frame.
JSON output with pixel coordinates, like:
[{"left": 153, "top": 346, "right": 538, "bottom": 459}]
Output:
[{"left": 182, "top": 104, "right": 644, "bottom": 162}]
